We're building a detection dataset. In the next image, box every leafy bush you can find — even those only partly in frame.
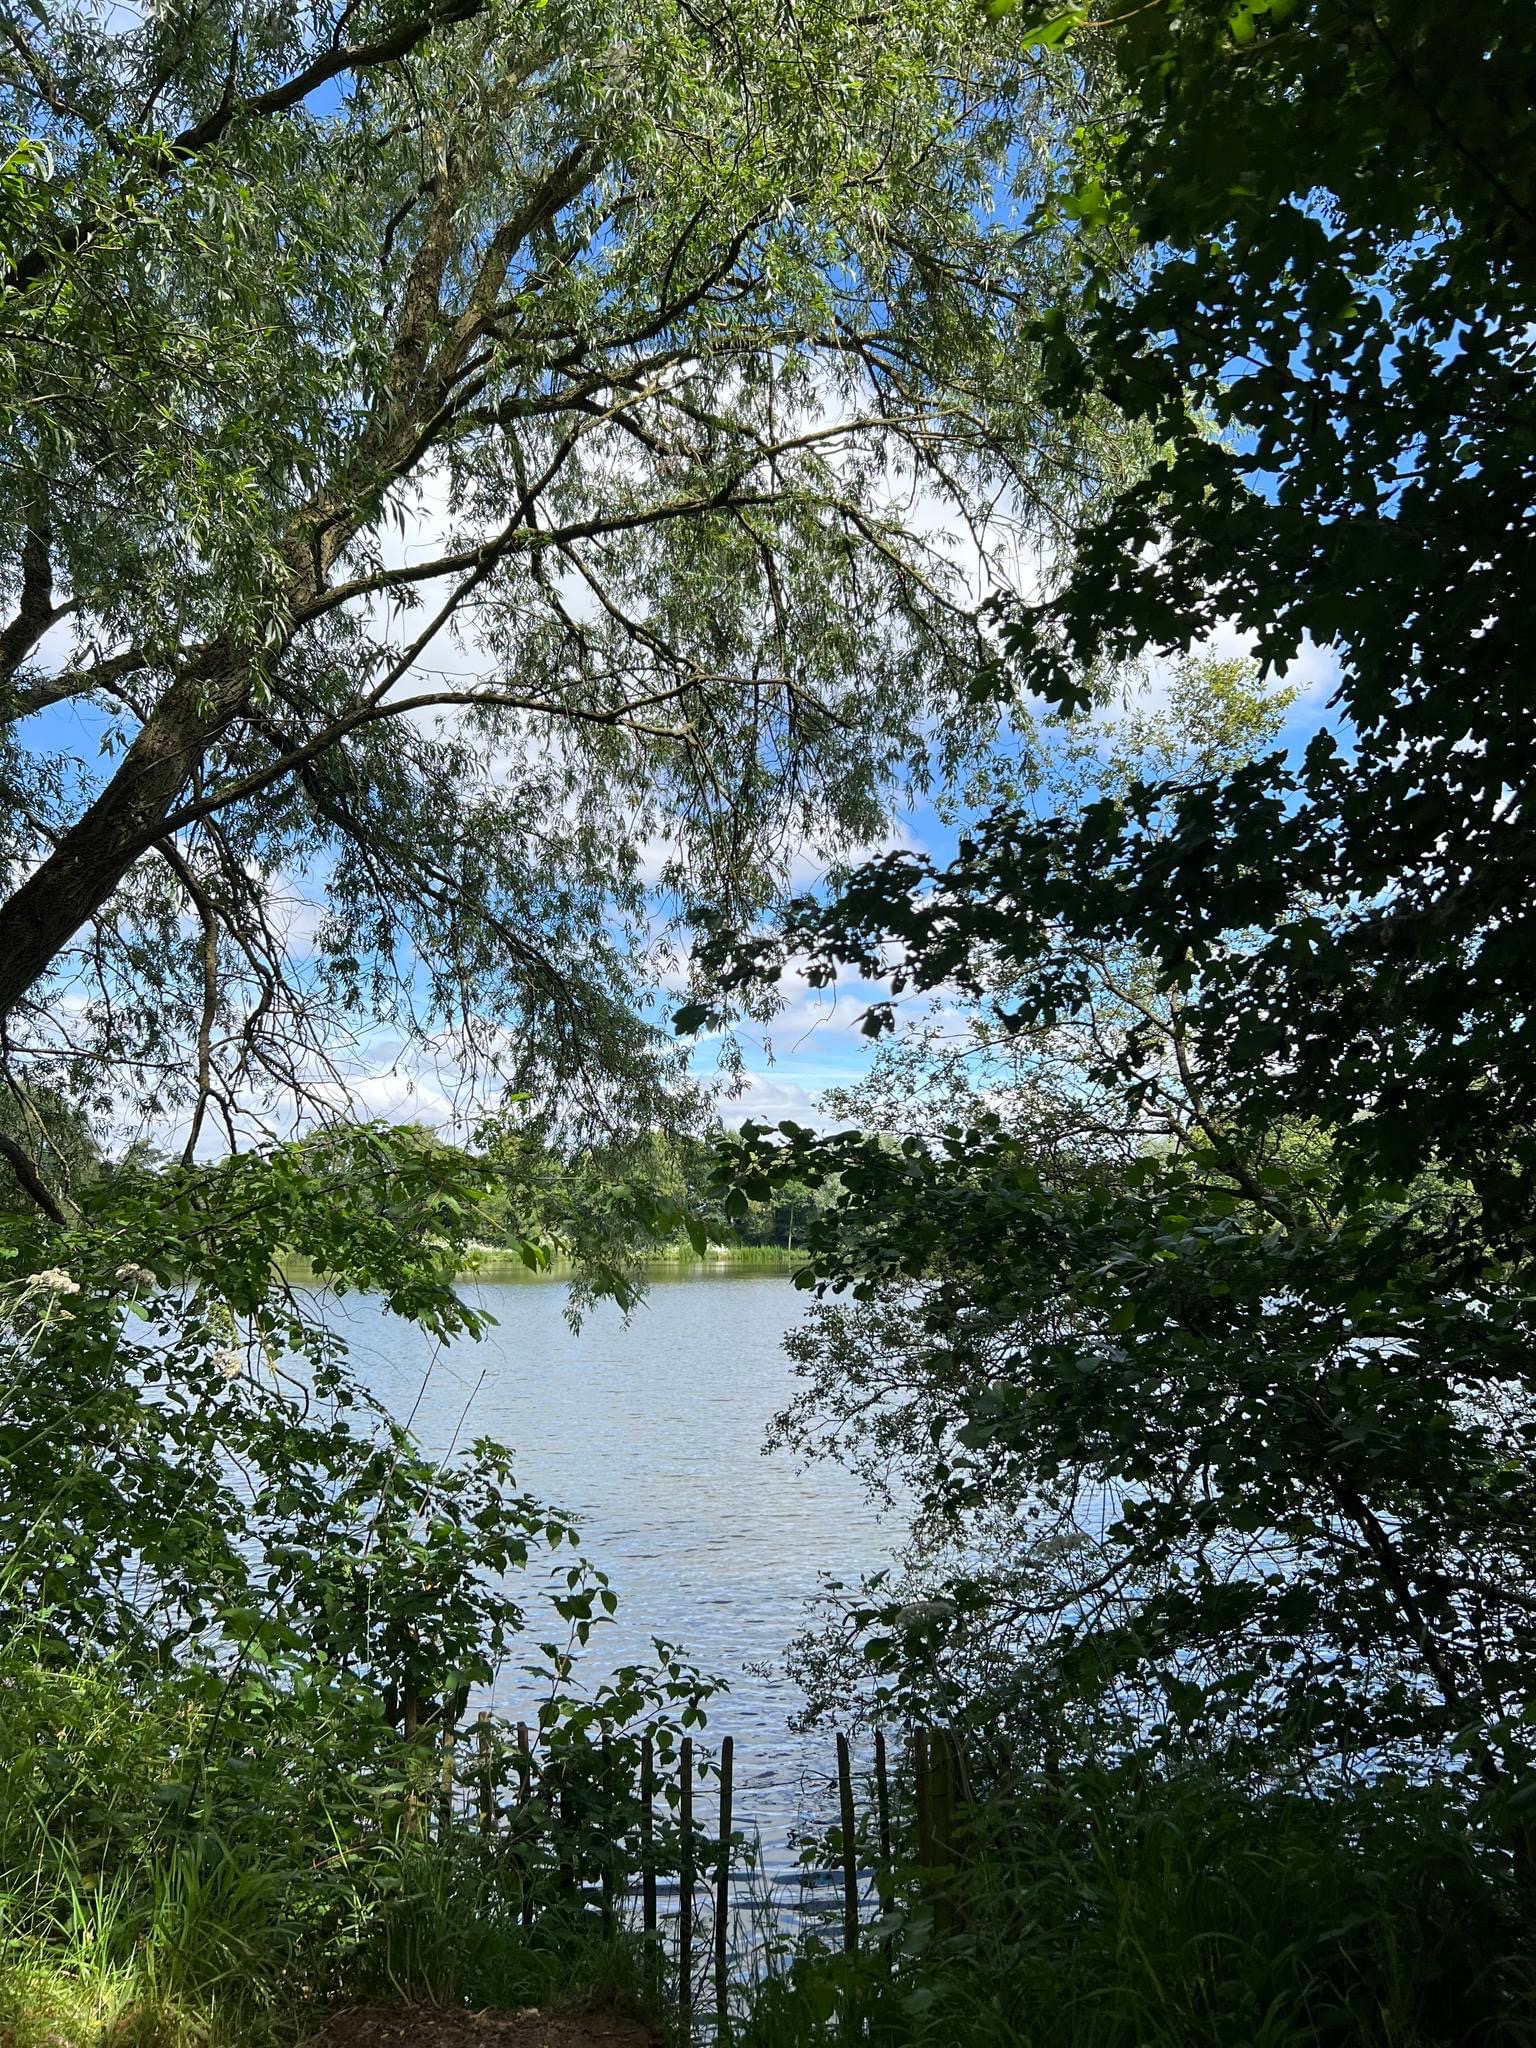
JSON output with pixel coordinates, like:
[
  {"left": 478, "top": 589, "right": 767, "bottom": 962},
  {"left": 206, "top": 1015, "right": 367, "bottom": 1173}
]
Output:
[
  {"left": 746, "top": 1765, "right": 1536, "bottom": 2048},
  {"left": 0, "top": 1128, "right": 710, "bottom": 2044}
]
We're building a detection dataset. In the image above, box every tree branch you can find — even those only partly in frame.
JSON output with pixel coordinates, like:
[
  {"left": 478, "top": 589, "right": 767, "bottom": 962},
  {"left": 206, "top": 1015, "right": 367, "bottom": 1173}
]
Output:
[
  {"left": 1, "top": 646, "right": 146, "bottom": 725},
  {"left": 0, "top": 521, "right": 67, "bottom": 680},
  {"left": 0, "top": 1129, "right": 68, "bottom": 1226},
  {"left": 3, "top": 0, "right": 497, "bottom": 293},
  {"left": 156, "top": 839, "right": 221, "bottom": 1168}
]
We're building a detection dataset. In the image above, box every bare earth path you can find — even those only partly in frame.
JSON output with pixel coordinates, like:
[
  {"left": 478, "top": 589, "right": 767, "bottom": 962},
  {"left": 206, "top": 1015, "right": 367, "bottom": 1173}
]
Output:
[{"left": 309, "top": 2001, "right": 658, "bottom": 2048}]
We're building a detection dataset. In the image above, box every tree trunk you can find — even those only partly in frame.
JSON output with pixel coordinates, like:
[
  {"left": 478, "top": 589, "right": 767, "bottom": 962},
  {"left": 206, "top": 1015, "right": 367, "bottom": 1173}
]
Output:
[{"left": 0, "top": 653, "right": 252, "bottom": 1023}]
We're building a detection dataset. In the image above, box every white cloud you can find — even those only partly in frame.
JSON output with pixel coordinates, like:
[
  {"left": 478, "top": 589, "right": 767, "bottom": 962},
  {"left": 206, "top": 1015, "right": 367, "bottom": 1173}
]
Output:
[
  {"left": 714, "top": 1070, "right": 835, "bottom": 1129},
  {"left": 300, "top": 1070, "right": 460, "bottom": 1128}
]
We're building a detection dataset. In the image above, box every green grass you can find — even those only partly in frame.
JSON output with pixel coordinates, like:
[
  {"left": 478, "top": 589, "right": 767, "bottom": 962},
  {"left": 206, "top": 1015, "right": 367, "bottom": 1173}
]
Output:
[
  {"left": 12, "top": 1661, "right": 1533, "bottom": 2048},
  {"left": 735, "top": 1767, "right": 1536, "bottom": 2048},
  {"left": 0, "top": 1662, "right": 662, "bottom": 2048},
  {"left": 0, "top": 1832, "right": 661, "bottom": 2048}
]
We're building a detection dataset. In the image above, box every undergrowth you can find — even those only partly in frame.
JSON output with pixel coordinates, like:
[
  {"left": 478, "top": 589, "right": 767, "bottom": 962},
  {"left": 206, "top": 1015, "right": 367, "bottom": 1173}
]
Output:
[
  {"left": 738, "top": 1766, "right": 1536, "bottom": 2048},
  {"left": 10, "top": 1663, "right": 1536, "bottom": 2048},
  {"left": 0, "top": 1659, "right": 659, "bottom": 2048}
]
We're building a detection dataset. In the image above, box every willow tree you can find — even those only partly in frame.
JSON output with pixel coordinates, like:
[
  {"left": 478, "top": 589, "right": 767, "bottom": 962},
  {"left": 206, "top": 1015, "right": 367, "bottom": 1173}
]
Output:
[{"left": 0, "top": 0, "right": 1117, "bottom": 1176}]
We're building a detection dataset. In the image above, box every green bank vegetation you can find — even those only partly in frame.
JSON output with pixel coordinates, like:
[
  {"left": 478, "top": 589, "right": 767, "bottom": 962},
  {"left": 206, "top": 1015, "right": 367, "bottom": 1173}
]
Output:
[
  {"left": 3, "top": 0, "right": 1534, "bottom": 2041},
  {"left": 461, "top": 1241, "right": 801, "bottom": 1277},
  {"left": 266, "top": 1125, "right": 824, "bottom": 1284}
]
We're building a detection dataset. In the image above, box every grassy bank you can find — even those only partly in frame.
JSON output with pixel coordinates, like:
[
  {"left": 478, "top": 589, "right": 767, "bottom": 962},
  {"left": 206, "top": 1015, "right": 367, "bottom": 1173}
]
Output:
[
  {"left": 0, "top": 1664, "right": 660, "bottom": 2048},
  {"left": 276, "top": 1243, "right": 804, "bottom": 1287},
  {"left": 736, "top": 1765, "right": 1536, "bottom": 2048},
  {"left": 0, "top": 1883, "right": 652, "bottom": 2048},
  {"left": 14, "top": 1737, "right": 1533, "bottom": 2048},
  {"left": 464, "top": 1241, "right": 803, "bottom": 1276}
]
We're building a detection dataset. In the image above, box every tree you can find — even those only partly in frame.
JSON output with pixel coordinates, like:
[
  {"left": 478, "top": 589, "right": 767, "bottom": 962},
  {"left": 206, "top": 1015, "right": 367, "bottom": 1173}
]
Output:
[
  {"left": 984, "top": 0, "right": 1536, "bottom": 1204},
  {"left": 694, "top": 0, "right": 1535, "bottom": 1189},
  {"left": 765, "top": 657, "right": 1294, "bottom": 1501},
  {"left": 16, "top": 0, "right": 1139, "bottom": 1842},
  {"left": 0, "top": 0, "right": 1128, "bottom": 1193},
  {"left": 687, "top": 0, "right": 1536, "bottom": 1818}
]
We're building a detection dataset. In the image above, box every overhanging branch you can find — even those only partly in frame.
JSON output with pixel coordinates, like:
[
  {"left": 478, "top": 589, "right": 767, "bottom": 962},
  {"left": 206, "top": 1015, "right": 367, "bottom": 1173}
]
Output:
[{"left": 0, "top": 1129, "right": 68, "bottom": 1226}]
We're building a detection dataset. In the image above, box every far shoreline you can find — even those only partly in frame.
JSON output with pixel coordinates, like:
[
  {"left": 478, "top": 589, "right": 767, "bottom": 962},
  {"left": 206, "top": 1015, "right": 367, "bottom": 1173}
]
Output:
[{"left": 279, "top": 1242, "right": 805, "bottom": 1284}]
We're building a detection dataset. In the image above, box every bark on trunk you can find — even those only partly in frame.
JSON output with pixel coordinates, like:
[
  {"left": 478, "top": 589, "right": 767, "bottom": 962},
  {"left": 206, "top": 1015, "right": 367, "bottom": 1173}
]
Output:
[
  {"left": 0, "top": 653, "right": 251, "bottom": 1023},
  {"left": 0, "top": 204, "right": 498, "bottom": 1028}
]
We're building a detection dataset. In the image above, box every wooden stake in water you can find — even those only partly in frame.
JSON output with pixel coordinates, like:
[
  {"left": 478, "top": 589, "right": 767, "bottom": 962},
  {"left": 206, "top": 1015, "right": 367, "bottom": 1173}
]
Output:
[
  {"left": 558, "top": 1760, "right": 575, "bottom": 1896},
  {"left": 641, "top": 1736, "right": 657, "bottom": 1938},
  {"left": 439, "top": 1718, "right": 456, "bottom": 1840},
  {"left": 836, "top": 1731, "right": 859, "bottom": 1955},
  {"left": 679, "top": 1736, "right": 694, "bottom": 2037},
  {"left": 477, "top": 1711, "right": 495, "bottom": 1836},
  {"left": 601, "top": 1735, "right": 615, "bottom": 1936},
  {"left": 518, "top": 1722, "right": 534, "bottom": 1928},
  {"left": 715, "top": 1735, "right": 733, "bottom": 2030},
  {"left": 874, "top": 1729, "right": 893, "bottom": 1919}
]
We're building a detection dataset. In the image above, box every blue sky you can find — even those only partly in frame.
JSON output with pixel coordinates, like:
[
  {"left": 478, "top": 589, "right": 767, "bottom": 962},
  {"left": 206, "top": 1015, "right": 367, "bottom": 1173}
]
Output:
[
  {"left": 699, "top": 628, "right": 1344, "bottom": 1128},
  {"left": 16, "top": 612, "right": 1344, "bottom": 1147}
]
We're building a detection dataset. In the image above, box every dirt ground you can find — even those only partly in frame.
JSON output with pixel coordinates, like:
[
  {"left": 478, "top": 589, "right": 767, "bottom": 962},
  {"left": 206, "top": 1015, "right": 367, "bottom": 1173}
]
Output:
[{"left": 306, "top": 2001, "right": 659, "bottom": 2048}]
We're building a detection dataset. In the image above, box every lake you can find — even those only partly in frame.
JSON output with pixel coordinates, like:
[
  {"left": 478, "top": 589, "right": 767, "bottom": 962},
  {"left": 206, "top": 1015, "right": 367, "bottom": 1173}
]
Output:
[{"left": 321, "top": 1265, "right": 904, "bottom": 1882}]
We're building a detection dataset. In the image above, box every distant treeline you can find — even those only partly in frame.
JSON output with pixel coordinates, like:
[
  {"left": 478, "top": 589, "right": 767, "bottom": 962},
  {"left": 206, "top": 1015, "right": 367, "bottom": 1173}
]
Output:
[
  {"left": 0, "top": 1097, "right": 832, "bottom": 1271},
  {"left": 469, "top": 1126, "right": 839, "bottom": 1259}
]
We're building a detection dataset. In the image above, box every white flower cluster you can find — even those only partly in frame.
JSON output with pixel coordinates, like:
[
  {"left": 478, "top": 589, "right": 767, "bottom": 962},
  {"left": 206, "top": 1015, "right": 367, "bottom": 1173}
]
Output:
[
  {"left": 214, "top": 1346, "right": 245, "bottom": 1382},
  {"left": 115, "top": 1263, "right": 158, "bottom": 1291},
  {"left": 891, "top": 1597, "right": 959, "bottom": 1627},
  {"left": 29, "top": 1267, "right": 80, "bottom": 1296}
]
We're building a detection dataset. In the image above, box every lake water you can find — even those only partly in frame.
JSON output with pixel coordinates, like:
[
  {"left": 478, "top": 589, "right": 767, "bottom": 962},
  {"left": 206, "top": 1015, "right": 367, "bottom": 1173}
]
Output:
[{"left": 322, "top": 1266, "right": 903, "bottom": 1884}]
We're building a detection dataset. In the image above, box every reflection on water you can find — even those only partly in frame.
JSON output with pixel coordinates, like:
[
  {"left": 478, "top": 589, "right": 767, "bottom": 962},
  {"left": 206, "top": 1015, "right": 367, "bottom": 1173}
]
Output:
[{"left": 319, "top": 1267, "right": 902, "bottom": 1875}]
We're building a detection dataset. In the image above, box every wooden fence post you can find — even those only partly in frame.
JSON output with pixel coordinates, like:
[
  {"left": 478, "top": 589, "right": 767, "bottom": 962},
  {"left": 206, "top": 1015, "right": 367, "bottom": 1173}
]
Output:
[
  {"left": 914, "top": 1727, "right": 932, "bottom": 1874},
  {"left": 641, "top": 1735, "right": 657, "bottom": 1941},
  {"left": 914, "top": 1725, "right": 962, "bottom": 1941},
  {"left": 518, "top": 1722, "right": 534, "bottom": 1927},
  {"left": 927, "top": 1727, "right": 966, "bottom": 1943},
  {"left": 601, "top": 1735, "right": 615, "bottom": 1937},
  {"left": 477, "top": 1711, "right": 495, "bottom": 1836},
  {"left": 715, "top": 1735, "right": 733, "bottom": 2031},
  {"left": 439, "top": 1718, "right": 456, "bottom": 1840},
  {"left": 558, "top": 1750, "right": 576, "bottom": 1897},
  {"left": 836, "top": 1732, "right": 859, "bottom": 1956},
  {"left": 874, "top": 1729, "right": 893, "bottom": 1918},
  {"left": 679, "top": 1736, "right": 694, "bottom": 2039}
]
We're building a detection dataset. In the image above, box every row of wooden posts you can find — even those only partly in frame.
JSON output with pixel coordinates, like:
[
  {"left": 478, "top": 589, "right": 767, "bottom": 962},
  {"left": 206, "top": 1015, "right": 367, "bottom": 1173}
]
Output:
[{"left": 417, "top": 1713, "right": 970, "bottom": 2023}]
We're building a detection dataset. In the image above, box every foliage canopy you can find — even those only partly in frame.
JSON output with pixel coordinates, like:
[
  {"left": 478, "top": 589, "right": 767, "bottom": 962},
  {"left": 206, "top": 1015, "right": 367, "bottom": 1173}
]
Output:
[
  {"left": 690, "top": 0, "right": 1536, "bottom": 1838},
  {"left": 0, "top": 0, "right": 1123, "bottom": 1167}
]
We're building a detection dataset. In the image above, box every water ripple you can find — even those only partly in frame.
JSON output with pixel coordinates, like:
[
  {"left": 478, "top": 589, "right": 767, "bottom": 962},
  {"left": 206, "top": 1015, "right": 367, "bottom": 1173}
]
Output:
[{"left": 325, "top": 1268, "right": 904, "bottom": 1874}]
